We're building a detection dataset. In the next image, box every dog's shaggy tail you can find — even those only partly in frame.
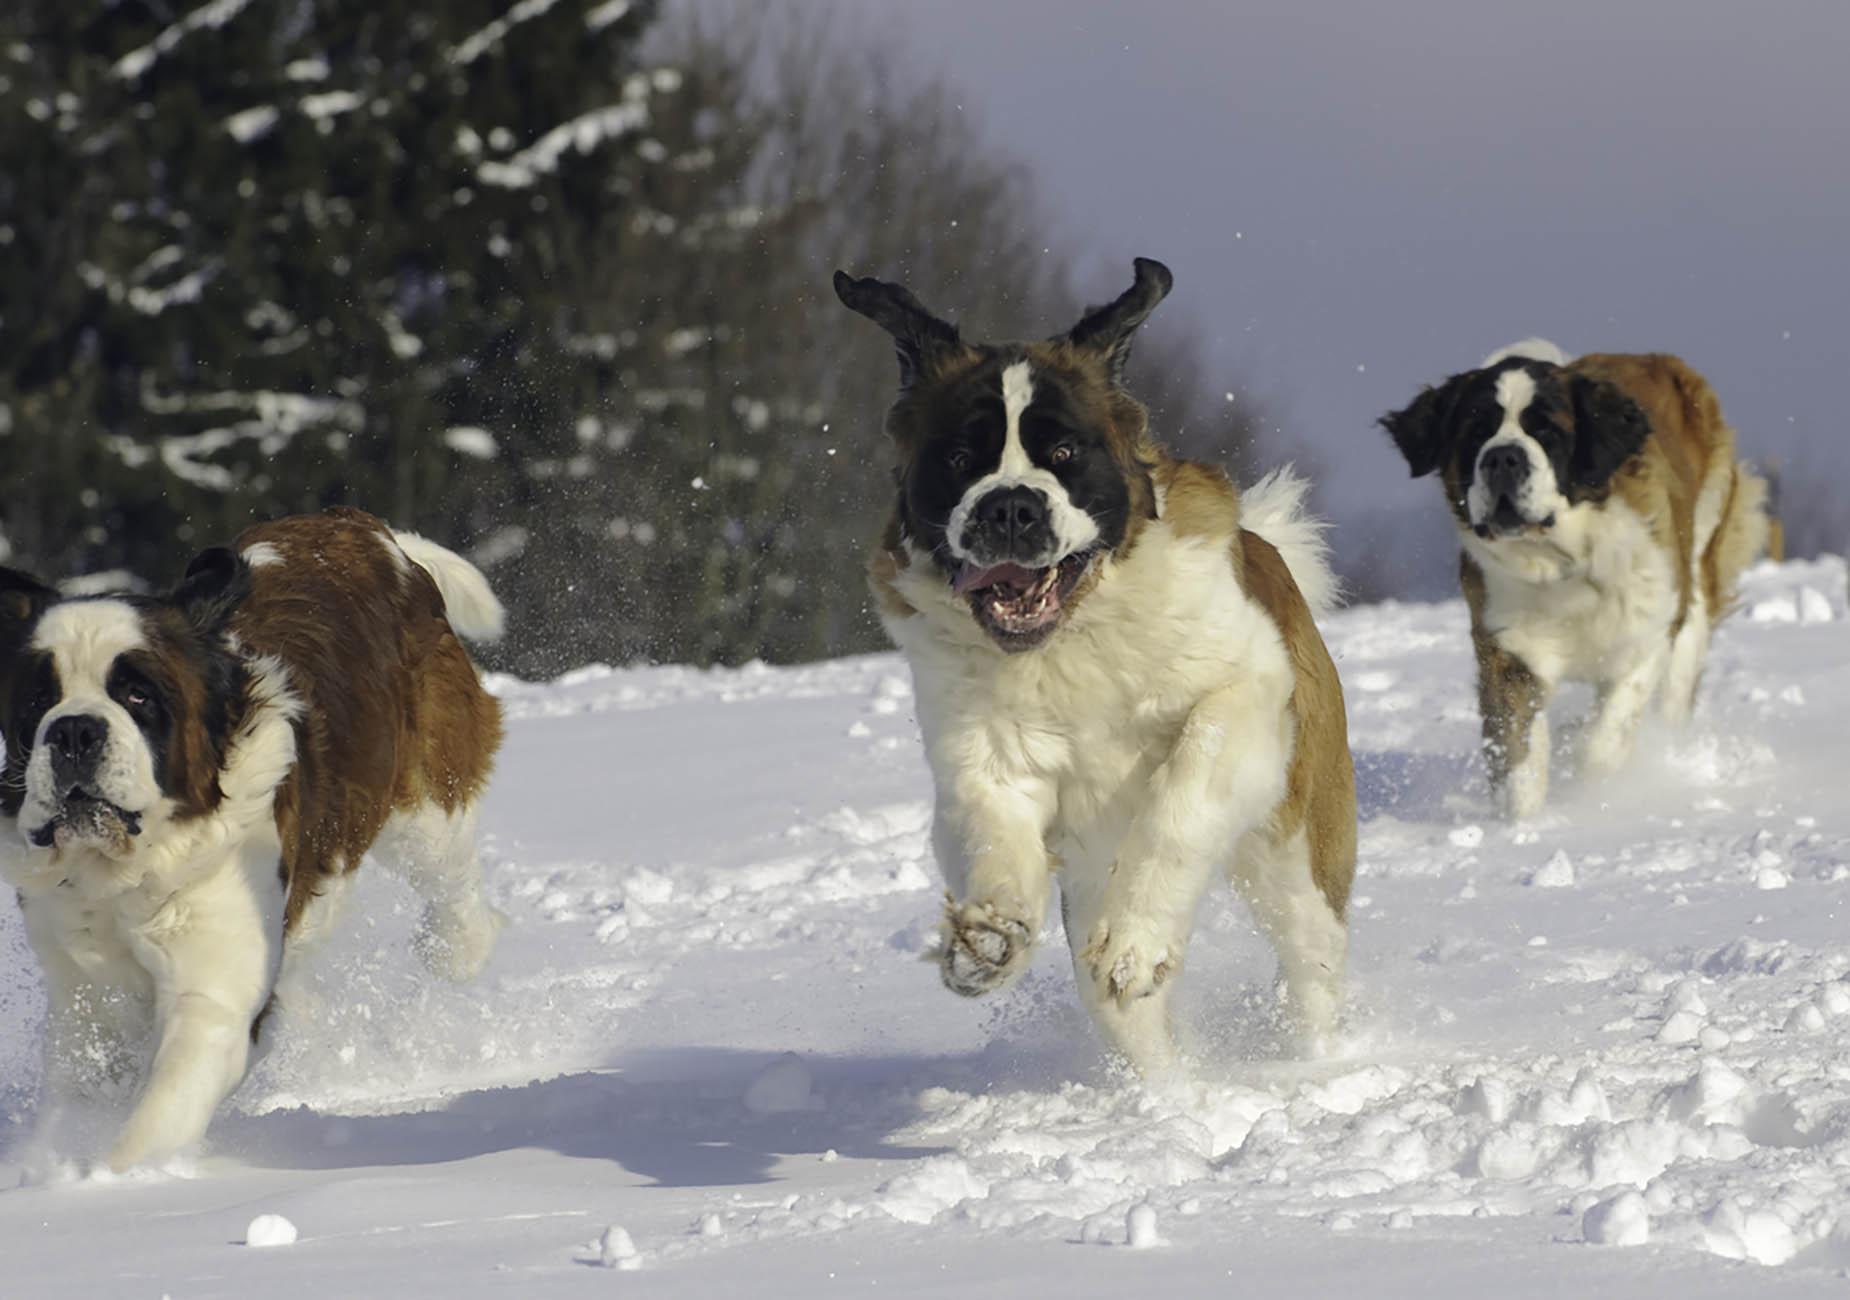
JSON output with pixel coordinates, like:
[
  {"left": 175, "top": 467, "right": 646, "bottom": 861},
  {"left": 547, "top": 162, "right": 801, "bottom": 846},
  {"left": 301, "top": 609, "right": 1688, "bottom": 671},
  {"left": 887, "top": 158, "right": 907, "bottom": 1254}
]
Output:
[
  {"left": 392, "top": 530, "right": 506, "bottom": 643},
  {"left": 1708, "top": 459, "right": 1773, "bottom": 615},
  {"left": 1240, "top": 466, "right": 1342, "bottom": 620},
  {"left": 1481, "top": 336, "right": 1571, "bottom": 368}
]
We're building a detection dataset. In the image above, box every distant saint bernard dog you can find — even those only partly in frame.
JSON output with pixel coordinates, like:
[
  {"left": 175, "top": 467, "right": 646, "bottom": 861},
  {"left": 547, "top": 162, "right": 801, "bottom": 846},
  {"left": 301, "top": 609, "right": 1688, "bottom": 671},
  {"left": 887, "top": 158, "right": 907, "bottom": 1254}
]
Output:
[
  {"left": 0, "top": 508, "right": 506, "bottom": 1171},
  {"left": 1379, "top": 340, "right": 1769, "bottom": 819},
  {"left": 835, "top": 259, "right": 1356, "bottom": 1073}
]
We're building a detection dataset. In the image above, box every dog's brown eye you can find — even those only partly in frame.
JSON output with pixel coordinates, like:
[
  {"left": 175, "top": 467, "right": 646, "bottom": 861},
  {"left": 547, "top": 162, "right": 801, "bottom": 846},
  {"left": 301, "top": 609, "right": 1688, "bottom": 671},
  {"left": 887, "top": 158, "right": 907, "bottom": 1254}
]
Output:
[
  {"left": 1049, "top": 442, "right": 1076, "bottom": 466},
  {"left": 947, "top": 448, "right": 973, "bottom": 474}
]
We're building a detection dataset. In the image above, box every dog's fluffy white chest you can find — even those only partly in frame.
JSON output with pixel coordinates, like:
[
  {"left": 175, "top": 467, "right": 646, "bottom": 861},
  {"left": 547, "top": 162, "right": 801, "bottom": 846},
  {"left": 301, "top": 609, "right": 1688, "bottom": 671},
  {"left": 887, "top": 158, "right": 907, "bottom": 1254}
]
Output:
[
  {"left": 1467, "top": 497, "right": 1677, "bottom": 685},
  {"left": 889, "top": 519, "right": 1293, "bottom": 871}
]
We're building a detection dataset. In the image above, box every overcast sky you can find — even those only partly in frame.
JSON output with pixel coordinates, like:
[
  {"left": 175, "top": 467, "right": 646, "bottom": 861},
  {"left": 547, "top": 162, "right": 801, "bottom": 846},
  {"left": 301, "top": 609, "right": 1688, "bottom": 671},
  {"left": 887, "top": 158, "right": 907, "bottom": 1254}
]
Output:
[{"left": 869, "top": 0, "right": 1849, "bottom": 587}]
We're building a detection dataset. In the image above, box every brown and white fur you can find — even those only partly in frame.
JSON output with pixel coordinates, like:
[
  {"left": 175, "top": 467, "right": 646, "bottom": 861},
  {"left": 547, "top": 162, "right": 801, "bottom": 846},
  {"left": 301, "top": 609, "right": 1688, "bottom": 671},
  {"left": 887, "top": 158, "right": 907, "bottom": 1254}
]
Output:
[
  {"left": 1380, "top": 341, "right": 1769, "bottom": 819},
  {"left": 836, "top": 260, "right": 1356, "bottom": 1074},
  {"left": 0, "top": 507, "right": 505, "bottom": 1171}
]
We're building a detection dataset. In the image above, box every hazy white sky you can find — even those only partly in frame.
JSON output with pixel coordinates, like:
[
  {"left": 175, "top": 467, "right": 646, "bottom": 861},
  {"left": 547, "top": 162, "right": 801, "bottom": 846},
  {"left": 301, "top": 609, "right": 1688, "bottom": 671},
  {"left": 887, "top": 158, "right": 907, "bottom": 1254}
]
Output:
[{"left": 871, "top": 0, "right": 1849, "bottom": 580}]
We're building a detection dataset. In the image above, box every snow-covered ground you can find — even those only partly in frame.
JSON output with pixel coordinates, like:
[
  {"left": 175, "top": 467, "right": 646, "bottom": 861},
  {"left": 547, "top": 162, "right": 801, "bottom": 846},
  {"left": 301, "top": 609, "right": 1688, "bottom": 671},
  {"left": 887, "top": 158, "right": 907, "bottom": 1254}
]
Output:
[{"left": 2, "top": 558, "right": 1847, "bottom": 1296}]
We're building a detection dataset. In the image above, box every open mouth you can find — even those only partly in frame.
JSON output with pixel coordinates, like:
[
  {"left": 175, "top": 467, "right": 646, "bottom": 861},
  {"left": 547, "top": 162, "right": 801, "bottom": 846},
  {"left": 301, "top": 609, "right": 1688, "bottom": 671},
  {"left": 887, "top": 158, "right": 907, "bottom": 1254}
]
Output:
[
  {"left": 1474, "top": 496, "right": 1555, "bottom": 540},
  {"left": 29, "top": 787, "right": 143, "bottom": 852},
  {"left": 952, "top": 552, "right": 1093, "bottom": 648}
]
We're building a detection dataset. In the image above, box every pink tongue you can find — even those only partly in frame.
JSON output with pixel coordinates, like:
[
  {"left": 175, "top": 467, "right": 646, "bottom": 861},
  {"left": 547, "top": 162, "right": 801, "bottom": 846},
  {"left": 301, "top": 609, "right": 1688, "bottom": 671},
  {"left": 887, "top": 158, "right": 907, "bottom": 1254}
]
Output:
[{"left": 954, "top": 561, "right": 1039, "bottom": 595}]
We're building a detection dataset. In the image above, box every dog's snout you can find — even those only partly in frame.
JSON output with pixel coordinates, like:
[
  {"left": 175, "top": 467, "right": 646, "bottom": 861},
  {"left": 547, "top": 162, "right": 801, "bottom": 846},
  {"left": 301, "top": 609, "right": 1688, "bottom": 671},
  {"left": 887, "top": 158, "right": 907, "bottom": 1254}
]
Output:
[
  {"left": 1479, "top": 443, "right": 1528, "bottom": 495},
  {"left": 976, "top": 486, "right": 1049, "bottom": 537},
  {"left": 964, "top": 485, "right": 1053, "bottom": 561},
  {"left": 45, "top": 713, "right": 107, "bottom": 780}
]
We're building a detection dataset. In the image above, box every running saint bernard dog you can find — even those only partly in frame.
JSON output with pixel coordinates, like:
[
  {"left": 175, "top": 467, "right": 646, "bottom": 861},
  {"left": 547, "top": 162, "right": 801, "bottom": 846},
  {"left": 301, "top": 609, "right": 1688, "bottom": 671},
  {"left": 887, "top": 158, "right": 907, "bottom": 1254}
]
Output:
[
  {"left": 1380, "top": 340, "right": 1769, "bottom": 819},
  {"left": 835, "top": 259, "right": 1356, "bottom": 1073},
  {"left": 0, "top": 508, "right": 505, "bottom": 1171}
]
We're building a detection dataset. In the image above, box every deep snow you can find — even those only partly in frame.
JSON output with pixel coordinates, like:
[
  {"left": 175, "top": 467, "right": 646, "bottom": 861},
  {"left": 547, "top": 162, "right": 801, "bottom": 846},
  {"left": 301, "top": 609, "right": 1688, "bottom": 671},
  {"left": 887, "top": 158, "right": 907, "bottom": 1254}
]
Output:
[{"left": 1, "top": 558, "right": 1847, "bottom": 1296}]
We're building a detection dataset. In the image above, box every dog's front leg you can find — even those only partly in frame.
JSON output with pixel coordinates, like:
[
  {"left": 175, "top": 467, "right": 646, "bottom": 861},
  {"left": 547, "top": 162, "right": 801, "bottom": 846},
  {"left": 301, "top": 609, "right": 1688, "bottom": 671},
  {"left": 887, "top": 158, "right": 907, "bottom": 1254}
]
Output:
[
  {"left": 109, "top": 854, "right": 284, "bottom": 1171},
  {"left": 1476, "top": 633, "right": 1551, "bottom": 820},
  {"left": 930, "top": 763, "right": 1056, "bottom": 998},
  {"left": 1081, "top": 679, "right": 1290, "bottom": 1028},
  {"left": 107, "top": 988, "right": 256, "bottom": 1172}
]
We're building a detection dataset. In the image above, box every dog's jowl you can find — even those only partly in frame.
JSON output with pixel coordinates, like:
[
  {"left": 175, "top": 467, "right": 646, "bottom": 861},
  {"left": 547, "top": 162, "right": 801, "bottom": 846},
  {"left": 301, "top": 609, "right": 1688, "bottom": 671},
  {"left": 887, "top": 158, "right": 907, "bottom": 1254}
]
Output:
[
  {"left": 0, "top": 508, "right": 505, "bottom": 1170},
  {"left": 836, "top": 260, "right": 1357, "bottom": 1073}
]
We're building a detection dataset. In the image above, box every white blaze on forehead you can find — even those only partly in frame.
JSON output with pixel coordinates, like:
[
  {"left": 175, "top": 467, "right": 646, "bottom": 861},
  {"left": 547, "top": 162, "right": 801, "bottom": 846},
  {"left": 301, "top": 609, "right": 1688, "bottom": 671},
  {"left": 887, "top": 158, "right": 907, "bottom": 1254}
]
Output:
[
  {"left": 997, "top": 360, "right": 1035, "bottom": 478},
  {"left": 242, "top": 541, "right": 283, "bottom": 568},
  {"left": 33, "top": 600, "right": 151, "bottom": 693},
  {"left": 1494, "top": 368, "right": 1539, "bottom": 432},
  {"left": 943, "top": 359, "right": 1102, "bottom": 566}
]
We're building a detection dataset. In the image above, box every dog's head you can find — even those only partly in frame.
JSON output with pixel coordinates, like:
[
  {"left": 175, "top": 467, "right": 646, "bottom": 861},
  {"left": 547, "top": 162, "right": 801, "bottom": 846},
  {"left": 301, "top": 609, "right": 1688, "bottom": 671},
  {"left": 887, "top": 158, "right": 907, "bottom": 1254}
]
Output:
[
  {"left": 0, "top": 550, "right": 250, "bottom": 859},
  {"left": 1379, "top": 354, "right": 1651, "bottom": 542},
  {"left": 835, "top": 258, "right": 1172, "bottom": 651}
]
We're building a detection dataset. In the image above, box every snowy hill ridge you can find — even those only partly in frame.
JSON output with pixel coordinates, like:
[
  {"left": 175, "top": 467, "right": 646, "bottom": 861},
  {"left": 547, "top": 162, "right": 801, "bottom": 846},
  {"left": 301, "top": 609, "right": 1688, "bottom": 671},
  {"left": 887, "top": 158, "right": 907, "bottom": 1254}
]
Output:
[{"left": 1, "top": 558, "right": 1847, "bottom": 1296}]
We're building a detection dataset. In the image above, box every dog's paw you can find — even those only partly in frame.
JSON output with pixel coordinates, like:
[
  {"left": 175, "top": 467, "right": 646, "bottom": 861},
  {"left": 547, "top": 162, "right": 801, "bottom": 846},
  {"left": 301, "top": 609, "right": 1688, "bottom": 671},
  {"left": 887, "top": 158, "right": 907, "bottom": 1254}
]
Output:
[
  {"left": 1081, "top": 918, "right": 1179, "bottom": 1005},
  {"left": 939, "top": 899, "right": 1035, "bottom": 996},
  {"left": 414, "top": 903, "right": 508, "bottom": 983}
]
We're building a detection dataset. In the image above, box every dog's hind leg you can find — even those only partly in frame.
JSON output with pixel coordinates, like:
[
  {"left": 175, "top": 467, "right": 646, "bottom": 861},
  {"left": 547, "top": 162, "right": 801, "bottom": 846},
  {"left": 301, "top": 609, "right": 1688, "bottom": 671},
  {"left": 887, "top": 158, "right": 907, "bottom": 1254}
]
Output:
[
  {"left": 1660, "top": 594, "right": 1711, "bottom": 725},
  {"left": 1231, "top": 827, "right": 1347, "bottom": 1051},
  {"left": 373, "top": 799, "right": 505, "bottom": 983},
  {"left": 1584, "top": 643, "right": 1668, "bottom": 777}
]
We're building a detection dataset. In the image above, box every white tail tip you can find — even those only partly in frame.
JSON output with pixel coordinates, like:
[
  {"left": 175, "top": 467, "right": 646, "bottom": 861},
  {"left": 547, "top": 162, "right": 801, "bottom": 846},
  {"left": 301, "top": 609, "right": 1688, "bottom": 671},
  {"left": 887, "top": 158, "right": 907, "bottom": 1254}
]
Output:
[
  {"left": 1481, "top": 337, "right": 1571, "bottom": 368},
  {"left": 1240, "top": 465, "right": 1341, "bottom": 620},
  {"left": 392, "top": 530, "right": 506, "bottom": 643}
]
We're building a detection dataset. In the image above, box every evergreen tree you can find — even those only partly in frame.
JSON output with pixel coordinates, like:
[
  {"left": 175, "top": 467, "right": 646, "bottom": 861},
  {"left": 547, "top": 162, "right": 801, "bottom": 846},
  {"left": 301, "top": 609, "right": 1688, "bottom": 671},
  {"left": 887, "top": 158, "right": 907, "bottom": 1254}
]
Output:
[
  {"left": 0, "top": 0, "right": 663, "bottom": 652},
  {"left": 0, "top": 1, "right": 1265, "bottom": 674}
]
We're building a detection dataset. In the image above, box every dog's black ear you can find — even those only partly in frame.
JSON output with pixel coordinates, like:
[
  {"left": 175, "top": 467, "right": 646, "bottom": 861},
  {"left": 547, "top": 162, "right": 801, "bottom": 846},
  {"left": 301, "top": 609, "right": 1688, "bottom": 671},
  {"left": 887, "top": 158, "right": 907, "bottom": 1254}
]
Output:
[
  {"left": 1378, "top": 372, "right": 1472, "bottom": 479},
  {"left": 1568, "top": 375, "right": 1651, "bottom": 491},
  {"left": 833, "top": 270, "right": 965, "bottom": 392},
  {"left": 0, "top": 566, "right": 57, "bottom": 628},
  {"left": 1059, "top": 257, "right": 1174, "bottom": 386},
  {"left": 0, "top": 567, "right": 58, "bottom": 668},
  {"left": 169, "top": 546, "right": 252, "bottom": 636}
]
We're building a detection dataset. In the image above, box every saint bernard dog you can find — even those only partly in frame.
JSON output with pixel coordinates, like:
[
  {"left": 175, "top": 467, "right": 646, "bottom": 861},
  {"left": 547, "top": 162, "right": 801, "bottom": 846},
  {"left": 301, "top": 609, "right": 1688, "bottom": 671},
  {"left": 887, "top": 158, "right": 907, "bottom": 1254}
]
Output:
[
  {"left": 0, "top": 507, "right": 506, "bottom": 1171},
  {"left": 835, "top": 259, "right": 1356, "bottom": 1074},
  {"left": 1380, "top": 341, "right": 1769, "bottom": 819}
]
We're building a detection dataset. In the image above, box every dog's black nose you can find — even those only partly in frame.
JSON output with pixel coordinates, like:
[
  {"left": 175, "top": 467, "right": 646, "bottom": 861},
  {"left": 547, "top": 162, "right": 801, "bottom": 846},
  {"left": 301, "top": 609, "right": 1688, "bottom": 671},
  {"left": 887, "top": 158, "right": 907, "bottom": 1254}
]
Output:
[
  {"left": 45, "top": 713, "right": 107, "bottom": 781},
  {"left": 1479, "top": 443, "right": 1528, "bottom": 496},
  {"left": 969, "top": 486, "right": 1051, "bottom": 557}
]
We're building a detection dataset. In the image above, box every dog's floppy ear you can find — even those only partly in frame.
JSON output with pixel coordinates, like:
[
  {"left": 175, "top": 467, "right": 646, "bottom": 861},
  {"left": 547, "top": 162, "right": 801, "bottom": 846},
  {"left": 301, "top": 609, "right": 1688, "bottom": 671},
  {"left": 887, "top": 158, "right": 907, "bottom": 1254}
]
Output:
[
  {"left": 1059, "top": 257, "right": 1174, "bottom": 387},
  {"left": 0, "top": 566, "right": 58, "bottom": 668},
  {"left": 833, "top": 270, "right": 965, "bottom": 392},
  {"left": 1568, "top": 375, "right": 1651, "bottom": 491},
  {"left": 0, "top": 566, "right": 57, "bottom": 629},
  {"left": 169, "top": 546, "right": 252, "bottom": 637},
  {"left": 1378, "top": 372, "right": 1472, "bottom": 479}
]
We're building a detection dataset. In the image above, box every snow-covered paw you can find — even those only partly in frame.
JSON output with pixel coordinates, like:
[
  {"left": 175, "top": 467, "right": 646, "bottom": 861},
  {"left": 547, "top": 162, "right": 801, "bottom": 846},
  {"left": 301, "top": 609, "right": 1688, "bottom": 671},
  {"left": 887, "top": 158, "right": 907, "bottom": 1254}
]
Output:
[
  {"left": 939, "top": 900, "right": 1035, "bottom": 996},
  {"left": 1580, "top": 729, "right": 1634, "bottom": 781},
  {"left": 413, "top": 903, "right": 508, "bottom": 983},
  {"left": 1495, "top": 762, "right": 1548, "bottom": 821},
  {"left": 1081, "top": 918, "right": 1179, "bottom": 1006},
  {"left": 1277, "top": 975, "right": 1344, "bottom": 1054}
]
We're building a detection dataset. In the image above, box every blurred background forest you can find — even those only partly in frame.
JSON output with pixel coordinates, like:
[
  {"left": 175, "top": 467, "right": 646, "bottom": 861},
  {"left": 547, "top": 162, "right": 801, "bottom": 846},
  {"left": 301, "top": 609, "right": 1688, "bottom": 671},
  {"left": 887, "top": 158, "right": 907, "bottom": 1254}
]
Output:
[
  {"left": 5, "top": 1, "right": 1840, "bottom": 677},
  {"left": 0, "top": 0, "right": 1267, "bottom": 677}
]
